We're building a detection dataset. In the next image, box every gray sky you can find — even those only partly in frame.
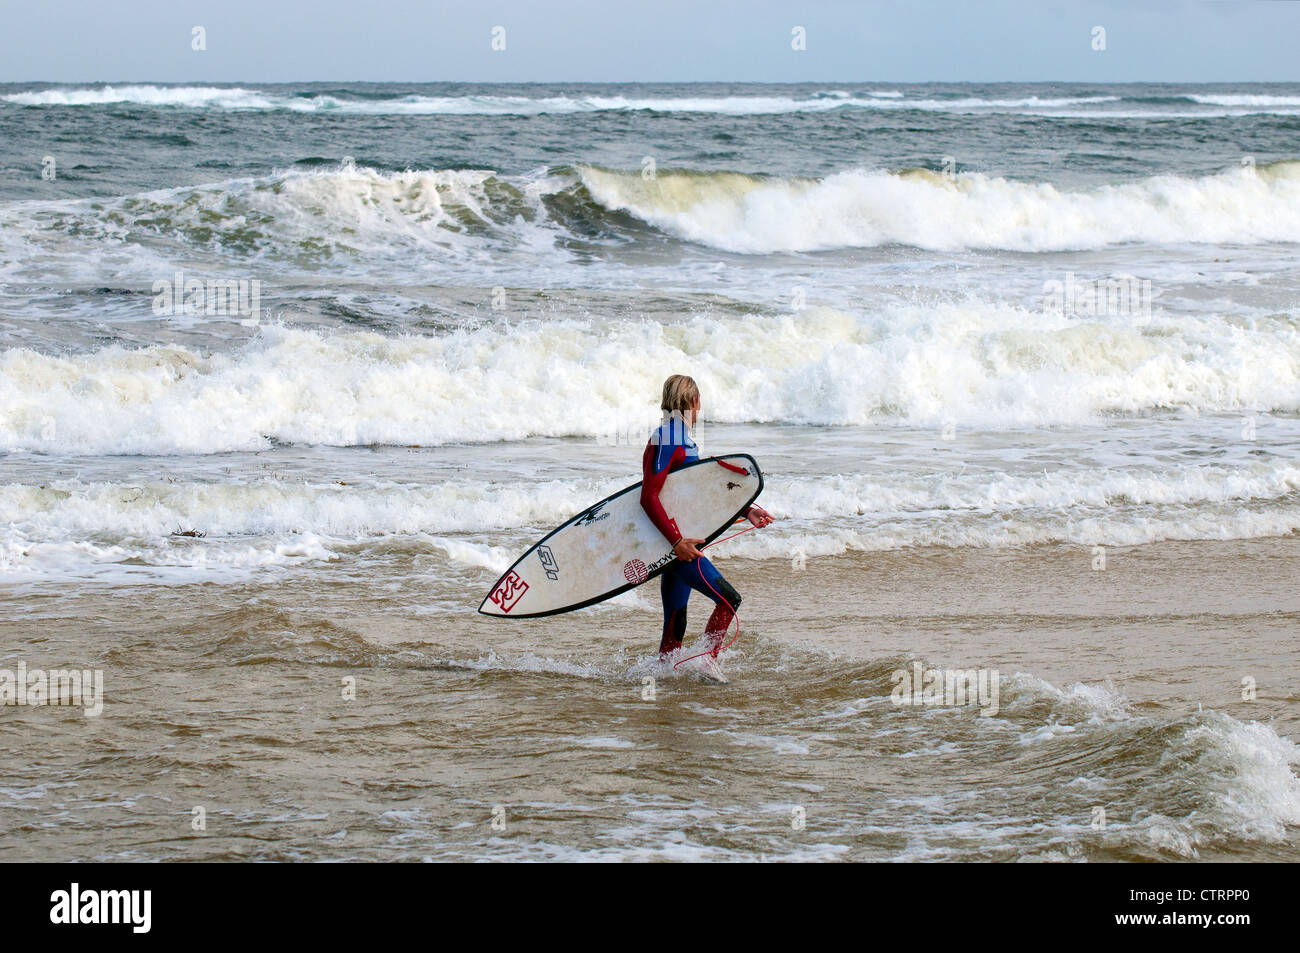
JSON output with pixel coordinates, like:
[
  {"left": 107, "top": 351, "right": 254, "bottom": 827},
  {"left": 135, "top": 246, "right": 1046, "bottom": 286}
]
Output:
[{"left": 1, "top": 0, "right": 1296, "bottom": 84}]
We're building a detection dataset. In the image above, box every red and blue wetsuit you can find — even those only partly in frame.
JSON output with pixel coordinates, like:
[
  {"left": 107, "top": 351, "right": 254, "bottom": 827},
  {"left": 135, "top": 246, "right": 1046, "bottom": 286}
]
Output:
[{"left": 640, "top": 417, "right": 743, "bottom": 657}]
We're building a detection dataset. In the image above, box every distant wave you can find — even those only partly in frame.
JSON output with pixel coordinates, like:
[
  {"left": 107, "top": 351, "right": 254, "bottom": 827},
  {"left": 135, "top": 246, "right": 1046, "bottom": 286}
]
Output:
[
  {"left": 2, "top": 85, "right": 280, "bottom": 109},
  {"left": 579, "top": 161, "right": 1300, "bottom": 252},
  {"left": 4, "top": 161, "right": 1300, "bottom": 271},
  {"left": 1189, "top": 93, "right": 1300, "bottom": 107},
  {"left": 0, "top": 166, "right": 541, "bottom": 277},
  {"left": 0, "top": 85, "right": 1137, "bottom": 115},
  {"left": 10, "top": 85, "right": 1300, "bottom": 119}
]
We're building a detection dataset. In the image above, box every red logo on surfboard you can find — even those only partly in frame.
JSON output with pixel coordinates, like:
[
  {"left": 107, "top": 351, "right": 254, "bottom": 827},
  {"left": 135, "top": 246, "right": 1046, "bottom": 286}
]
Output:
[
  {"left": 623, "top": 559, "right": 648, "bottom": 585},
  {"left": 489, "top": 570, "right": 529, "bottom": 613}
]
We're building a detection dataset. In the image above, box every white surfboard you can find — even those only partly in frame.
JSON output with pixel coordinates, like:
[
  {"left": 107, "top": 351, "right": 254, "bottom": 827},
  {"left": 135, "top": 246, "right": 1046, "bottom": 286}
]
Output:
[{"left": 478, "top": 454, "right": 763, "bottom": 618}]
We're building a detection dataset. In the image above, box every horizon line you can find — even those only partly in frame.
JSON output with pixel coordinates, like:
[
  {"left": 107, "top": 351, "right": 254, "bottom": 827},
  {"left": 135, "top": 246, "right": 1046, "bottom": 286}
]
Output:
[{"left": 3, "top": 78, "right": 1296, "bottom": 86}]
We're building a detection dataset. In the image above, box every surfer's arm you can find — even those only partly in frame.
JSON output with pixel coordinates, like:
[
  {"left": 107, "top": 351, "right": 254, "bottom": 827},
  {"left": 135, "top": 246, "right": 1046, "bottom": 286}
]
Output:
[
  {"left": 745, "top": 503, "right": 774, "bottom": 527},
  {"left": 640, "top": 443, "right": 687, "bottom": 544}
]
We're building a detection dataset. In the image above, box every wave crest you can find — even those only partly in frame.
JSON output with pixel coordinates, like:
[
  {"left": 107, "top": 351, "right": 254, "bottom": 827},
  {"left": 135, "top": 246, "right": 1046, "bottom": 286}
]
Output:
[{"left": 579, "top": 162, "right": 1300, "bottom": 253}]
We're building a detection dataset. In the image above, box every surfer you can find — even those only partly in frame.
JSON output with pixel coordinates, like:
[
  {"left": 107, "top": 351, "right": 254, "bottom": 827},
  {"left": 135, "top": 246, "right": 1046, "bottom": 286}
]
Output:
[{"left": 641, "top": 375, "right": 773, "bottom": 683}]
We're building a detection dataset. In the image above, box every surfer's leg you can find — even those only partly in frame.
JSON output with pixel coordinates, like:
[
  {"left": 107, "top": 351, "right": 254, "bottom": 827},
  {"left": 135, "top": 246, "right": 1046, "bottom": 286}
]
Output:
[
  {"left": 686, "top": 557, "right": 741, "bottom": 657},
  {"left": 658, "top": 563, "right": 691, "bottom": 656}
]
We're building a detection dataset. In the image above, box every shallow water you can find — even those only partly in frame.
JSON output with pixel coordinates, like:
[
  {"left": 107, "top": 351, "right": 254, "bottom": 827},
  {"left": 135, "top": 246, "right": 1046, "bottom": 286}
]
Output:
[{"left": 2, "top": 537, "right": 1297, "bottom": 861}]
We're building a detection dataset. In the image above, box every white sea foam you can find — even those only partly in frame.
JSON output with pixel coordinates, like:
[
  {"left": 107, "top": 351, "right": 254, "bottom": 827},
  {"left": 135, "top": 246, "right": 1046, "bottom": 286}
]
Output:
[
  {"left": 3, "top": 301, "right": 1296, "bottom": 455},
  {"left": 1188, "top": 716, "right": 1300, "bottom": 842},
  {"left": 1113, "top": 713, "right": 1300, "bottom": 856},
  {"left": 0, "top": 479, "right": 603, "bottom": 536},
  {"left": 0, "top": 524, "right": 339, "bottom": 581},
  {"left": 3, "top": 463, "right": 1295, "bottom": 543},
  {"left": 1188, "top": 93, "right": 1300, "bottom": 107},
  {"left": 579, "top": 162, "right": 1300, "bottom": 252},
  {"left": 763, "top": 464, "right": 1300, "bottom": 520},
  {"left": 1, "top": 451, "right": 1296, "bottom": 580},
  {"left": 1, "top": 85, "right": 280, "bottom": 109},
  {"left": 724, "top": 505, "right": 1300, "bottom": 558},
  {"left": 1, "top": 86, "right": 1123, "bottom": 115},
  {"left": 978, "top": 674, "right": 1300, "bottom": 855},
  {"left": 35, "top": 86, "right": 1299, "bottom": 121},
  {"left": 0, "top": 166, "right": 557, "bottom": 292}
]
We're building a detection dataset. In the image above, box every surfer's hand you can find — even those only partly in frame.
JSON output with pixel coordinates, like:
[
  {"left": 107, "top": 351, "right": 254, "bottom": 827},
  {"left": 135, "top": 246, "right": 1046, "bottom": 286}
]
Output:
[
  {"left": 746, "top": 505, "right": 774, "bottom": 528},
  {"left": 673, "top": 537, "right": 706, "bottom": 561}
]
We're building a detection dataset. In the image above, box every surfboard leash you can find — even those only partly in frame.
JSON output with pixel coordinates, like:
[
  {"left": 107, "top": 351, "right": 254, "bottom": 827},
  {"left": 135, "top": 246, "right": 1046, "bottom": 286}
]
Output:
[{"left": 671, "top": 522, "right": 757, "bottom": 670}]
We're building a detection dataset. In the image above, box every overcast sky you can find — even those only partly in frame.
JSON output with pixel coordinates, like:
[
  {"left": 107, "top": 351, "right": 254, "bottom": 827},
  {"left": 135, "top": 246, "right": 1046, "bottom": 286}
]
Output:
[{"left": 1, "top": 0, "right": 1296, "bottom": 84}]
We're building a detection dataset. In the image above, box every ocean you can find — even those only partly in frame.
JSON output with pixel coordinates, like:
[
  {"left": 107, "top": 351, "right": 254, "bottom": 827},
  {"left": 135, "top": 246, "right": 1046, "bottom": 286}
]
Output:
[{"left": 0, "top": 81, "right": 1297, "bottom": 861}]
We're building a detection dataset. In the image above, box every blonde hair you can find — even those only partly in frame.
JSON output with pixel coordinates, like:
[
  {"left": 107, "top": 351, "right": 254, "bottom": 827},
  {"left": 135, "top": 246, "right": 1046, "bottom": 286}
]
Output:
[{"left": 660, "top": 375, "right": 700, "bottom": 416}]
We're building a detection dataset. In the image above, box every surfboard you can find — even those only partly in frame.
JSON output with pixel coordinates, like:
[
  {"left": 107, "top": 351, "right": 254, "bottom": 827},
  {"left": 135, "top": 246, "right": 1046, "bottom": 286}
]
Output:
[{"left": 478, "top": 454, "right": 763, "bottom": 618}]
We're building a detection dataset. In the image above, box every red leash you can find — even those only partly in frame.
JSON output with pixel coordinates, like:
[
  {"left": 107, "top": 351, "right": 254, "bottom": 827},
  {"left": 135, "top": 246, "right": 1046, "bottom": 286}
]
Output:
[{"left": 671, "top": 522, "right": 757, "bottom": 670}]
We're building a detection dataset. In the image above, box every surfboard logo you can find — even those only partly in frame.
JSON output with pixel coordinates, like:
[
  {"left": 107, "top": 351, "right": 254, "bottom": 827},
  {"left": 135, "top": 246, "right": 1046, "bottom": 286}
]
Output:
[
  {"left": 575, "top": 502, "right": 610, "bottom": 526},
  {"left": 489, "top": 570, "right": 529, "bottom": 613},
  {"left": 623, "top": 559, "right": 648, "bottom": 585},
  {"left": 537, "top": 545, "right": 559, "bottom": 580}
]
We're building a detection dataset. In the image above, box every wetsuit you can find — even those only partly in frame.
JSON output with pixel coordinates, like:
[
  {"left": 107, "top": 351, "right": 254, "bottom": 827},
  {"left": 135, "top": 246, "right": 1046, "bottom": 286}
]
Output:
[{"left": 640, "top": 415, "right": 744, "bottom": 657}]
